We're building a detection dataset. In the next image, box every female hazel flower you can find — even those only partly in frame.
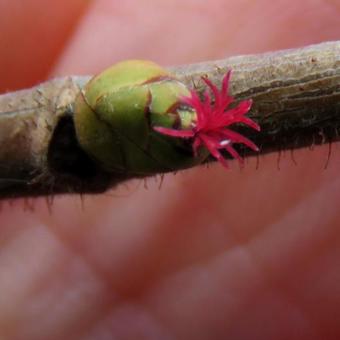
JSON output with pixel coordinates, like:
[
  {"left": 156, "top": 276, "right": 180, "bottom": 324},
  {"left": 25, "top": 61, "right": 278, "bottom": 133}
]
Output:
[
  {"left": 154, "top": 71, "right": 260, "bottom": 168},
  {"left": 74, "top": 60, "right": 260, "bottom": 175}
]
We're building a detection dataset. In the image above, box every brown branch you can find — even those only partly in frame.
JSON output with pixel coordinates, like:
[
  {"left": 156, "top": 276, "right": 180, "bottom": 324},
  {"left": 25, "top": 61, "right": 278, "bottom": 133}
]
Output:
[{"left": 1, "top": 40, "right": 340, "bottom": 199}]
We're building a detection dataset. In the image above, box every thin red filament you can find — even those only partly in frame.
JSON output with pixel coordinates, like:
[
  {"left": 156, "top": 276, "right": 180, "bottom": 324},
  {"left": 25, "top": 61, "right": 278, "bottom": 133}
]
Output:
[{"left": 154, "top": 70, "right": 260, "bottom": 168}]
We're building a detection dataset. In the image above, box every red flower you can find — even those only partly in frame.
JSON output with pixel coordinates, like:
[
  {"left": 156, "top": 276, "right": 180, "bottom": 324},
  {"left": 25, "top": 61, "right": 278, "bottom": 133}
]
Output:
[{"left": 154, "top": 71, "right": 260, "bottom": 168}]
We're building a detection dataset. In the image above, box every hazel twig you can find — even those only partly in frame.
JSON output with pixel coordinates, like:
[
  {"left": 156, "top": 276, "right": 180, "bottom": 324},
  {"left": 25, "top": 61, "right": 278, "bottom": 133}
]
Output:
[{"left": 0, "top": 40, "right": 339, "bottom": 199}]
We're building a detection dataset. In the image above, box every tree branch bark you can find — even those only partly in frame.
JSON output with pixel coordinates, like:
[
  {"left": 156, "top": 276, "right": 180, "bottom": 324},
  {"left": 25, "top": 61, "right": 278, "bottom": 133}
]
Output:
[{"left": 1, "top": 40, "right": 339, "bottom": 198}]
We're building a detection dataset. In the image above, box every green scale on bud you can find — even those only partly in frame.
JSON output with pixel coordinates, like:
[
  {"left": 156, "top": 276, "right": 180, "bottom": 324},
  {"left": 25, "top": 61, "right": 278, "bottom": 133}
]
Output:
[{"left": 74, "top": 60, "right": 207, "bottom": 175}]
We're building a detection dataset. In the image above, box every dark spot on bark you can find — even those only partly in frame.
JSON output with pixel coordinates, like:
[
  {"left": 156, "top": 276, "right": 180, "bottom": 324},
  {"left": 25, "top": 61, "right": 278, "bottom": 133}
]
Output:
[
  {"left": 46, "top": 115, "right": 113, "bottom": 194},
  {"left": 48, "top": 115, "right": 98, "bottom": 178}
]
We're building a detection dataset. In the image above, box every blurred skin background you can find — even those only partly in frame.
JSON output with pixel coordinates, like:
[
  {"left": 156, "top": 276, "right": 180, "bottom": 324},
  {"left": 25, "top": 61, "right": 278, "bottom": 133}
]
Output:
[{"left": 0, "top": 0, "right": 340, "bottom": 339}]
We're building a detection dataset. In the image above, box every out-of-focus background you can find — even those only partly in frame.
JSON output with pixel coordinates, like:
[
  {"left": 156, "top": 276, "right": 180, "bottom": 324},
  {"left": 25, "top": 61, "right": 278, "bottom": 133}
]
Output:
[{"left": 1, "top": 0, "right": 339, "bottom": 92}]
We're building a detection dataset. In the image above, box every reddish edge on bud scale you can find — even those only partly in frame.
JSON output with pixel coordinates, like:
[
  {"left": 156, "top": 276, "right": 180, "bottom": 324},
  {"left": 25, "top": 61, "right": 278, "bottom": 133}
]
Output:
[{"left": 154, "top": 70, "right": 260, "bottom": 168}]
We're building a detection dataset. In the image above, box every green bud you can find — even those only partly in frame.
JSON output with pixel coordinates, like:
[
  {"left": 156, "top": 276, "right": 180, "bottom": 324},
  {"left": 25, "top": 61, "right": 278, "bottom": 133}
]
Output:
[{"left": 74, "top": 60, "right": 207, "bottom": 175}]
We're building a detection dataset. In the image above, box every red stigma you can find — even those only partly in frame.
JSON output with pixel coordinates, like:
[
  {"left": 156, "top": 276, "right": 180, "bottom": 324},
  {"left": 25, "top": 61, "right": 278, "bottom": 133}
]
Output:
[{"left": 154, "top": 70, "right": 260, "bottom": 168}]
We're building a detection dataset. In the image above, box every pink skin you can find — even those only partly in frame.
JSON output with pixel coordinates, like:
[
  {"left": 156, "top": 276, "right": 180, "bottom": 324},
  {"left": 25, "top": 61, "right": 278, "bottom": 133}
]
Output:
[{"left": 1, "top": 0, "right": 340, "bottom": 339}]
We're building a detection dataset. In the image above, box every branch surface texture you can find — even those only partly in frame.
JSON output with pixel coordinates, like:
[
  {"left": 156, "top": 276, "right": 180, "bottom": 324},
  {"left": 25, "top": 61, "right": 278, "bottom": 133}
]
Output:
[{"left": 0, "top": 40, "right": 339, "bottom": 198}]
